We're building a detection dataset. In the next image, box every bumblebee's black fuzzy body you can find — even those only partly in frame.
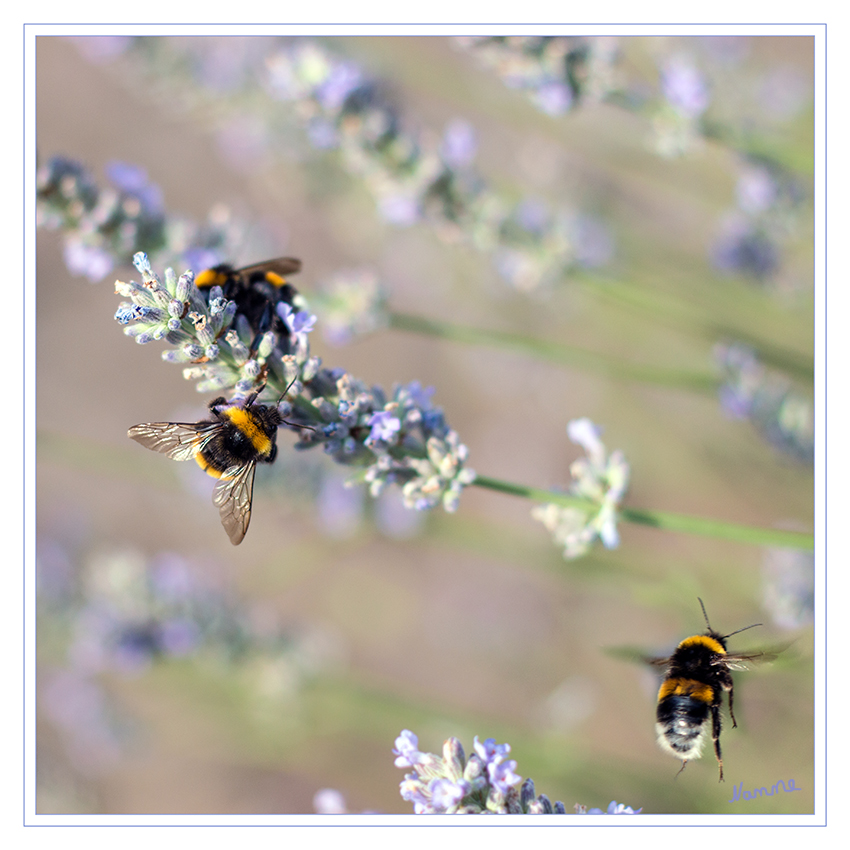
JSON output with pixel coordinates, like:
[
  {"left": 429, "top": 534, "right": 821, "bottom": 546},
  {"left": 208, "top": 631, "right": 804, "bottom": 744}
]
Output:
[
  {"left": 128, "top": 390, "right": 284, "bottom": 545},
  {"left": 653, "top": 600, "right": 764, "bottom": 782},
  {"left": 195, "top": 258, "right": 301, "bottom": 346},
  {"left": 194, "top": 395, "right": 281, "bottom": 477}
]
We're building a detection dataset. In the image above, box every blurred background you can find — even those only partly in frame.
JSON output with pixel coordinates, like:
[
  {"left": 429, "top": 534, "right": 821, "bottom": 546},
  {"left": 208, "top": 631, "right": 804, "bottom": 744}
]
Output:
[{"left": 35, "top": 34, "right": 814, "bottom": 815}]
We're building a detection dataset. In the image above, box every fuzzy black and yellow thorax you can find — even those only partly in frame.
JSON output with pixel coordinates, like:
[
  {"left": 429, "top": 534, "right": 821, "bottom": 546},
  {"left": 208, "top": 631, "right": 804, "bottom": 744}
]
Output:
[{"left": 194, "top": 402, "right": 280, "bottom": 478}]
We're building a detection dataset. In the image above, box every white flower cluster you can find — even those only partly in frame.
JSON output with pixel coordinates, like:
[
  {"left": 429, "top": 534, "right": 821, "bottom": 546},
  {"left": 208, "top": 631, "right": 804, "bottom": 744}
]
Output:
[{"left": 532, "top": 418, "right": 630, "bottom": 559}]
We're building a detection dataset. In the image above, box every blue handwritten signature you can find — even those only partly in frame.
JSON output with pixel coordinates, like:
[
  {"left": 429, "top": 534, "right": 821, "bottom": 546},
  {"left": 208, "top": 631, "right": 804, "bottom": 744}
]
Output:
[{"left": 728, "top": 778, "right": 802, "bottom": 802}]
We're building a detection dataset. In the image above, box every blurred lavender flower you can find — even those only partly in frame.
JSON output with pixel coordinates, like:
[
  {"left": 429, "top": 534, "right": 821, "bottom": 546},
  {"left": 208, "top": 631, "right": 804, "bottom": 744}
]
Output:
[
  {"left": 38, "top": 542, "right": 340, "bottom": 781},
  {"left": 711, "top": 216, "right": 779, "bottom": 280},
  {"left": 62, "top": 37, "right": 615, "bottom": 292},
  {"left": 661, "top": 57, "right": 710, "bottom": 118},
  {"left": 395, "top": 730, "right": 518, "bottom": 813},
  {"left": 115, "top": 255, "right": 476, "bottom": 515},
  {"left": 313, "top": 788, "right": 348, "bottom": 814},
  {"left": 316, "top": 471, "right": 365, "bottom": 538},
  {"left": 311, "top": 268, "right": 389, "bottom": 346},
  {"left": 40, "top": 542, "right": 328, "bottom": 688},
  {"left": 454, "top": 36, "right": 621, "bottom": 113},
  {"left": 394, "top": 730, "right": 640, "bottom": 815},
  {"left": 652, "top": 56, "right": 710, "bottom": 157},
  {"left": 439, "top": 119, "right": 478, "bottom": 168},
  {"left": 710, "top": 161, "right": 804, "bottom": 284},
  {"left": 393, "top": 729, "right": 428, "bottom": 768},
  {"left": 532, "top": 418, "right": 630, "bottom": 559},
  {"left": 578, "top": 800, "right": 643, "bottom": 814},
  {"left": 715, "top": 342, "right": 813, "bottom": 463},
  {"left": 37, "top": 156, "right": 247, "bottom": 282},
  {"left": 761, "top": 547, "right": 814, "bottom": 630},
  {"left": 64, "top": 35, "right": 133, "bottom": 63},
  {"left": 374, "top": 487, "right": 426, "bottom": 539},
  {"left": 263, "top": 39, "right": 607, "bottom": 291}
]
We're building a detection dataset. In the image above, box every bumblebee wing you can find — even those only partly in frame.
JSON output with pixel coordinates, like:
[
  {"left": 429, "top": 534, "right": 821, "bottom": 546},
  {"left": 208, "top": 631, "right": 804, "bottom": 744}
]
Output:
[
  {"left": 238, "top": 257, "right": 302, "bottom": 278},
  {"left": 718, "top": 647, "right": 786, "bottom": 670},
  {"left": 604, "top": 646, "right": 672, "bottom": 669},
  {"left": 212, "top": 461, "right": 257, "bottom": 545},
  {"left": 128, "top": 422, "right": 216, "bottom": 461}
]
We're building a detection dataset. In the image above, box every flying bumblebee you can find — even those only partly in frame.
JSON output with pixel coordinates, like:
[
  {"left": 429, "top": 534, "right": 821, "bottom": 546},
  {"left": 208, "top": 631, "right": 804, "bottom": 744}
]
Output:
[
  {"left": 128, "top": 387, "right": 292, "bottom": 545},
  {"left": 195, "top": 257, "right": 302, "bottom": 347},
  {"left": 649, "top": 599, "right": 776, "bottom": 782}
]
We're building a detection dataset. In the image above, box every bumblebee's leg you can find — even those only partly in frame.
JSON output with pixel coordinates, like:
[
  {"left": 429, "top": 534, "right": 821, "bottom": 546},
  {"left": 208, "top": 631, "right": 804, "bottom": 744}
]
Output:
[
  {"left": 728, "top": 682, "right": 738, "bottom": 728},
  {"left": 711, "top": 703, "right": 724, "bottom": 782},
  {"left": 675, "top": 760, "right": 688, "bottom": 779}
]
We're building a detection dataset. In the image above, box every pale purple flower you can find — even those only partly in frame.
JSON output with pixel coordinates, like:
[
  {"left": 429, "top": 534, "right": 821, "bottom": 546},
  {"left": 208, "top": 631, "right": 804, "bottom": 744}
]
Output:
[
  {"left": 429, "top": 778, "right": 469, "bottom": 810},
  {"left": 378, "top": 194, "right": 421, "bottom": 226},
  {"left": 534, "top": 80, "right": 573, "bottom": 115},
  {"left": 317, "top": 62, "right": 363, "bottom": 109},
  {"left": 586, "top": 800, "right": 642, "bottom": 814},
  {"left": 159, "top": 618, "right": 201, "bottom": 656},
  {"left": 367, "top": 411, "right": 401, "bottom": 443},
  {"left": 736, "top": 167, "right": 778, "bottom": 215},
  {"left": 316, "top": 472, "right": 364, "bottom": 538},
  {"left": 473, "top": 736, "right": 521, "bottom": 794},
  {"left": 534, "top": 419, "right": 629, "bottom": 559},
  {"left": 393, "top": 729, "right": 425, "bottom": 768},
  {"left": 63, "top": 240, "right": 115, "bottom": 282},
  {"left": 567, "top": 417, "right": 605, "bottom": 468},
  {"left": 661, "top": 57, "right": 710, "bottom": 117},
  {"left": 67, "top": 35, "right": 133, "bottom": 64},
  {"left": 400, "top": 775, "right": 432, "bottom": 813},
  {"left": 277, "top": 302, "right": 317, "bottom": 335},
  {"left": 105, "top": 161, "right": 163, "bottom": 213},
  {"left": 313, "top": 788, "right": 348, "bottom": 814},
  {"left": 440, "top": 119, "right": 478, "bottom": 168}
]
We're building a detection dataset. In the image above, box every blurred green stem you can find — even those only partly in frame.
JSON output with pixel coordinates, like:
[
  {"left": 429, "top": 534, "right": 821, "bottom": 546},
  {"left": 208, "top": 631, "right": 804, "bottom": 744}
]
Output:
[
  {"left": 574, "top": 272, "right": 814, "bottom": 383},
  {"left": 472, "top": 474, "right": 814, "bottom": 550},
  {"left": 388, "top": 312, "right": 718, "bottom": 393}
]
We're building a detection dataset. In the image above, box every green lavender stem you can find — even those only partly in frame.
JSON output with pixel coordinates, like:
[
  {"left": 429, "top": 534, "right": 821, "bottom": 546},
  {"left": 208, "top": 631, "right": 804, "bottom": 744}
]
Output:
[
  {"left": 472, "top": 474, "right": 814, "bottom": 550},
  {"left": 574, "top": 273, "right": 814, "bottom": 383},
  {"left": 388, "top": 313, "right": 718, "bottom": 394}
]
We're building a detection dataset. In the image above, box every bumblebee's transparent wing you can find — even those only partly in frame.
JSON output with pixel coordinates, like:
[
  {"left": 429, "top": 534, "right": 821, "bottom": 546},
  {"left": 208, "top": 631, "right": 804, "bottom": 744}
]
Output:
[
  {"left": 128, "top": 421, "right": 216, "bottom": 461},
  {"left": 239, "top": 257, "right": 302, "bottom": 277},
  {"left": 717, "top": 649, "right": 783, "bottom": 670},
  {"left": 212, "top": 461, "right": 257, "bottom": 545},
  {"left": 604, "top": 646, "right": 672, "bottom": 669}
]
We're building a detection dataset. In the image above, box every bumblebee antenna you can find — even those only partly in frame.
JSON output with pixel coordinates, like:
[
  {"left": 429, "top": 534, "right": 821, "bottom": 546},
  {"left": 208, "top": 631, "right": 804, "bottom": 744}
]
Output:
[
  {"left": 698, "top": 597, "right": 762, "bottom": 641},
  {"left": 276, "top": 375, "right": 316, "bottom": 433},
  {"left": 722, "top": 622, "right": 762, "bottom": 640},
  {"left": 277, "top": 373, "right": 308, "bottom": 405},
  {"left": 697, "top": 597, "right": 713, "bottom": 631}
]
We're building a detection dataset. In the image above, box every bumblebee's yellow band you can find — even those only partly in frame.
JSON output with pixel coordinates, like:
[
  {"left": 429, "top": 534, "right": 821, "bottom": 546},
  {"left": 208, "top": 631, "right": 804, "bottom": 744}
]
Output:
[
  {"left": 224, "top": 407, "right": 273, "bottom": 456},
  {"left": 195, "top": 269, "right": 228, "bottom": 289},
  {"left": 195, "top": 453, "right": 230, "bottom": 478},
  {"left": 678, "top": 634, "right": 726, "bottom": 655},
  {"left": 658, "top": 677, "right": 714, "bottom": 704}
]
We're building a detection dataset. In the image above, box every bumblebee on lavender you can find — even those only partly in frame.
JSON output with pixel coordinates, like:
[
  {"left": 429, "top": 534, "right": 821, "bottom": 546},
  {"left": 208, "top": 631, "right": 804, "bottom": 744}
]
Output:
[
  {"left": 650, "top": 599, "right": 775, "bottom": 782},
  {"left": 195, "top": 257, "right": 302, "bottom": 345},
  {"left": 128, "top": 387, "right": 289, "bottom": 545}
]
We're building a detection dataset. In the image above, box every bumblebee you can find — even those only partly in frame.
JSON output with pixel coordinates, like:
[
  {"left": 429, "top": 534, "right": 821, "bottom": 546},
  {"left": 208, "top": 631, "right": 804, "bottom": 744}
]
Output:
[
  {"left": 195, "top": 257, "right": 302, "bottom": 347},
  {"left": 128, "top": 388, "right": 287, "bottom": 545},
  {"left": 651, "top": 599, "right": 772, "bottom": 782}
]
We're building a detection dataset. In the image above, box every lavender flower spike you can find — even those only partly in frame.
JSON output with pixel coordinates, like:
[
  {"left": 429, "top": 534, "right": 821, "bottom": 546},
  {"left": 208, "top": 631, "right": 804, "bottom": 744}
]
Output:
[{"left": 532, "top": 418, "right": 630, "bottom": 559}]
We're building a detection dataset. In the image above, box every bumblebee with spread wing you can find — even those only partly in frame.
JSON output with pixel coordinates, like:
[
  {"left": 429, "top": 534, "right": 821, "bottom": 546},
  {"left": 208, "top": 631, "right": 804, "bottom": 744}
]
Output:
[
  {"left": 129, "top": 388, "right": 287, "bottom": 545},
  {"left": 609, "top": 599, "right": 784, "bottom": 781}
]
